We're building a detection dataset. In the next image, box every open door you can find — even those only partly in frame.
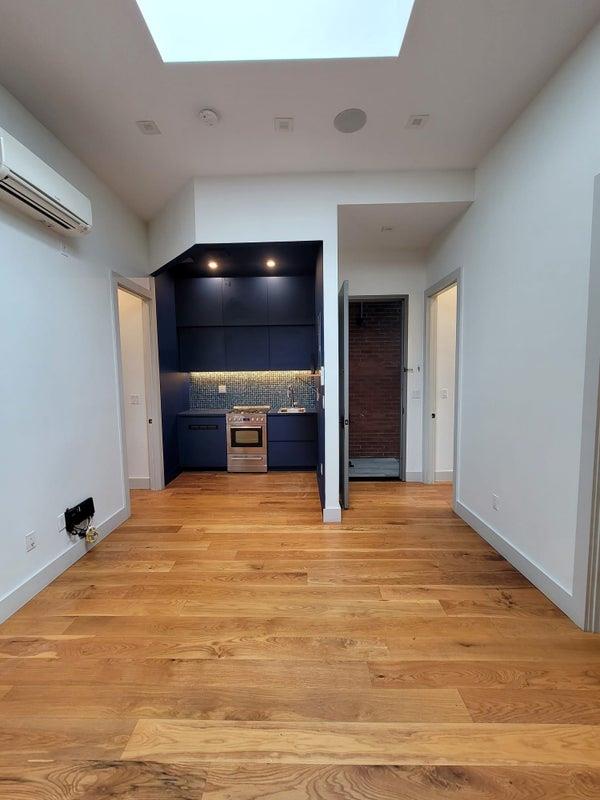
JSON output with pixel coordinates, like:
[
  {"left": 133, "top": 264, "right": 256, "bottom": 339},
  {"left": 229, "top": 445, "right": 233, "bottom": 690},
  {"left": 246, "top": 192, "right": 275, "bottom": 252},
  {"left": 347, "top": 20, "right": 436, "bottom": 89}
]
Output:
[{"left": 339, "top": 280, "right": 349, "bottom": 509}]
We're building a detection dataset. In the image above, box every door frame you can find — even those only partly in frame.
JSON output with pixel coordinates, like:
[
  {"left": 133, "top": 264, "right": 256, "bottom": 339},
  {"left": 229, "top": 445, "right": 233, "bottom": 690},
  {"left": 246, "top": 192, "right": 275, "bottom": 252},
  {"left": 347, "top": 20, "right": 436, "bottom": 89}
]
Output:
[
  {"left": 111, "top": 272, "right": 164, "bottom": 514},
  {"left": 423, "top": 269, "right": 462, "bottom": 505},
  {"left": 348, "top": 294, "right": 409, "bottom": 482}
]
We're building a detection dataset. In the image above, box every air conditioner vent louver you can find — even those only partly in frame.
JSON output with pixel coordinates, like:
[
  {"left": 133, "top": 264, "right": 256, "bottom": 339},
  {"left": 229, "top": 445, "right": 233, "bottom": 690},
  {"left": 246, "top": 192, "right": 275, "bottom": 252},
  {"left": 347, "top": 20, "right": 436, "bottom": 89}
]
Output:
[{"left": 0, "top": 127, "right": 92, "bottom": 235}]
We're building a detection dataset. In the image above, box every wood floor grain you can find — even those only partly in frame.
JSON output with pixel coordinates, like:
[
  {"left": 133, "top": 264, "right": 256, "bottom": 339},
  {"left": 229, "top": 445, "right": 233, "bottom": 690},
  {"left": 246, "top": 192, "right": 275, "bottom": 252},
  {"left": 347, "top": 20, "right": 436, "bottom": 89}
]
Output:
[{"left": 0, "top": 473, "right": 599, "bottom": 799}]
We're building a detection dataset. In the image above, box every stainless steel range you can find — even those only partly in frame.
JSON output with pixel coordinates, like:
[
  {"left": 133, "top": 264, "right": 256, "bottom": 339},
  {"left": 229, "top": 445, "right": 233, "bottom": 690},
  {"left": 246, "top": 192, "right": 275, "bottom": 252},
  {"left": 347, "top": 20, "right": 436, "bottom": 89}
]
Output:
[{"left": 226, "top": 405, "right": 270, "bottom": 472}]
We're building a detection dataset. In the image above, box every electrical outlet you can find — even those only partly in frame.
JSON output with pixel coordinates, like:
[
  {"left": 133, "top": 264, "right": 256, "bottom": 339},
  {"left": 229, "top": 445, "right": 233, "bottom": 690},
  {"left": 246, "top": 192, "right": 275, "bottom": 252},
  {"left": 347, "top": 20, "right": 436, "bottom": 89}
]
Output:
[
  {"left": 57, "top": 513, "right": 66, "bottom": 532},
  {"left": 218, "top": 384, "right": 227, "bottom": 394},
  {"left": 492, "top": 493, "right": 500, "bottom": 511},
  {"left": 25, "top": 531, "right": 37, "bottom": 552}
]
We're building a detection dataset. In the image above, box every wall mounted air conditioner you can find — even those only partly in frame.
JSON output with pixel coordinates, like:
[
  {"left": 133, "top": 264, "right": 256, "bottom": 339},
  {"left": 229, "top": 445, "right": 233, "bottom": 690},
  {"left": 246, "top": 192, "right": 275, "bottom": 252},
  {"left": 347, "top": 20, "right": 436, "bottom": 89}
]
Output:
[{"left": 0, "top": 126, "right": 92, "bottom": 236}]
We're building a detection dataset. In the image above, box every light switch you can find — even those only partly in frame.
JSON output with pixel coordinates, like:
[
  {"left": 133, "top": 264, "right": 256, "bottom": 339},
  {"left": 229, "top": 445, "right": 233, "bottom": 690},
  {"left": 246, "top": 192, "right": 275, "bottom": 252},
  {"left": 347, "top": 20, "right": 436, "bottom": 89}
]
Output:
[
  {"left": 440, "top": 388, "right": 449, "bottom": 400},
  {"left": 130, "top": 394, "right": 141, "bottom": 405},
  {"left": 218, "top": 384, "right": 227, "bottom": 394},
  {"left": 411, "top": 389, "right": 421, "bottom": 400}
]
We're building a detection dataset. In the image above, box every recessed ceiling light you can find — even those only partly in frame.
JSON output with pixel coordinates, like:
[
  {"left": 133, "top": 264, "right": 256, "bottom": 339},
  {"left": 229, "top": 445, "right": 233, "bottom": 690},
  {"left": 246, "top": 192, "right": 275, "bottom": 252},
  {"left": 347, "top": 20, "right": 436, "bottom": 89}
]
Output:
[
  {"left": 198, "top": 108, "right": 220, "bottom": 127},
  {"left": 135, "top": 0, "right": 416, "bottom": 63},
  {"left": 136, "top": 120, "right": 161, "bottom": 135},
  {"left": 266, "top": 259, "right": 277, "bottom": 268},
  {"left": 208, "top": 260, "right": 219, "bottom": 270},
  {"left": 334, "top": 108, "right": 367, "bottom": 134},
  {"left": 406, "top": 114, "right": 429, "bottom": 129}
]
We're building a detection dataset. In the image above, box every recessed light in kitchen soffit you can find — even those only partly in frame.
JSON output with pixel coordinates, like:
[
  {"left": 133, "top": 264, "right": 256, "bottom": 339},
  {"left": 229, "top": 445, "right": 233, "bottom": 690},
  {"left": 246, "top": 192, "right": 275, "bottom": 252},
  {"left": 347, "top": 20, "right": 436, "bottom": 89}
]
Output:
[{"left": 135, "top": 0, "right": 416, "bottom": 62}]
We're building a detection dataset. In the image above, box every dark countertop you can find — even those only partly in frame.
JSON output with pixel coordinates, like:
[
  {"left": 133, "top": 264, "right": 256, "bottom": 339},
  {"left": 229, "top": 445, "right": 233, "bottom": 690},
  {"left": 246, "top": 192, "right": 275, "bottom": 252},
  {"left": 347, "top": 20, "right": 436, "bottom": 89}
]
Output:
[{"left": 178, "top": 408, "right": 317, "bottom": 417}]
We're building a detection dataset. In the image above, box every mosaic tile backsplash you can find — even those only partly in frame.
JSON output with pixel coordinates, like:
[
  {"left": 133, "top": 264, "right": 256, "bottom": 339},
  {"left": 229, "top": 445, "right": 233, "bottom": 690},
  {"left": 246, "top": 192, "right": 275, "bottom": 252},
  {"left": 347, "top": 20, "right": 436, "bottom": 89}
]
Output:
[{"left": 189, "top": 371, "right": 318, "bottom": 410}]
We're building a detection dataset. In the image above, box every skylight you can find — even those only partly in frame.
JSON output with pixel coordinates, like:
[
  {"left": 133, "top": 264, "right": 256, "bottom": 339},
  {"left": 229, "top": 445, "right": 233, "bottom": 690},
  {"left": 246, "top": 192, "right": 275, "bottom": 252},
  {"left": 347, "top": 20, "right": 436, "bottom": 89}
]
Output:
[{"left": 135, "top": 0, "right": 415, "bottom": 63}]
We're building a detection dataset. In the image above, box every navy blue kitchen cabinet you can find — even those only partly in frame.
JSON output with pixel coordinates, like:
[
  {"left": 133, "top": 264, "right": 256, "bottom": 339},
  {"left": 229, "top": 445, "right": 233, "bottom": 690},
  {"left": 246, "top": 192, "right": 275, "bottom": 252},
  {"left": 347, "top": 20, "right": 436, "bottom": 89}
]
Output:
[
  {"left": 268, "top": 414, "right": 317, "bottom": 469},
  {"left": 267, "top": 276, "right": 315, "bottom": 325},
  {"left": 223, "top": 278, "right": 268, "bottom": 326},
  {"left": 175, "top": 278, "right": 223, "bottom": 326},
  {"left": 269, "top": 325, "right": 314, "bottom": 370},
  {"left": 178, "top": 327, "right": 226, "bottom": 371},
  {"left": 225, "top": 326, "right": 269, "bottom": 370},
  {"left": 178, "top": 415, "right": 227, "bottom": 469}
]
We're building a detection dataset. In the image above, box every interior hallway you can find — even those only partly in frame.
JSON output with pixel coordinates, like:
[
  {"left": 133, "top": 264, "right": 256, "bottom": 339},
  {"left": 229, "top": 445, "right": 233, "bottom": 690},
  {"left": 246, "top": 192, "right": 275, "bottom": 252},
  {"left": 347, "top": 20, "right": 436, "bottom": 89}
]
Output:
[{"left": 0, "top": 474, "right": 600, "bottom": 798}]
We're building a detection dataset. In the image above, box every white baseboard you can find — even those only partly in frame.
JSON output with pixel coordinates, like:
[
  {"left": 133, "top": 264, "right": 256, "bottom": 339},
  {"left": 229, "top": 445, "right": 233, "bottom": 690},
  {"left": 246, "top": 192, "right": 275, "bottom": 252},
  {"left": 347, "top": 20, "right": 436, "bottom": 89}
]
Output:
[
  {"left": 405, "top": 471, "right": 423, "bottom": 482},
  {"left": 455, "top": 499, "right": 578, "bottom": 624},
  {"left": 129, "top": 477, "right": 150, "bottom": 489},
  {"left": 435, "top": 471, "right": 453, "bottom": 482},
  {"left": 323, "top": 506, "right": 342, "bottom": 523},
  {"left": 0, "top": 505, "right": 130, "bottom": 625}
]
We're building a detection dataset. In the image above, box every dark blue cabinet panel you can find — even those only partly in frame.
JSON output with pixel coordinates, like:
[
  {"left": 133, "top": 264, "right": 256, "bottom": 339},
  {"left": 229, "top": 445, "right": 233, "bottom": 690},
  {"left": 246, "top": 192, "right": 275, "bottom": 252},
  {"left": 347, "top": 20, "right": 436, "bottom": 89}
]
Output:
[
  {"left": 225, "top": 326, "right": 269, "bottom": 370},
  {"left": 178, "top": 416, "right": 226, "bottom": 469},
  {"left": 268, "top": 415, "right": 317, "bottom": 442},
  {"left": 178, "top": 327, "right": 226, "bottom": 371},
  {"left": 269, "top": 326, "right": 314, "bottom": 370},
  {"left": 268, "top": 441, "right": 317, "bottom": 469},
  {"left": 175, "top": 278, "right": 223, "bottom": 326},
  {"left": 267, "top": 276, "right": 315, "bottom": 325},
  {"left": 223, "top": 278, "right": 268, "bottom": 326}
]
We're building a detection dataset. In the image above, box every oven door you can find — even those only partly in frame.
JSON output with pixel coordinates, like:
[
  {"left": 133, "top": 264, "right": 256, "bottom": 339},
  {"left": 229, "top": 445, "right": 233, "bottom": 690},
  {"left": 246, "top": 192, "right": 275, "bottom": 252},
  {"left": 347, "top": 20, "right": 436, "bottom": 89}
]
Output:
[{"left": 229, "top": 425, "right": 264, "bottom": 451}]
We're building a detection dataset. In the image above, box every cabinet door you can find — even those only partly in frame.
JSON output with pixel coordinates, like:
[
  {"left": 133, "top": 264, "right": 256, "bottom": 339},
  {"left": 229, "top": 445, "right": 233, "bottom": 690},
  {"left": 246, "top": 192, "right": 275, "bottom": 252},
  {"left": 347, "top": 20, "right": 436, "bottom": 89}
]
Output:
[
  {"left": 268, "top": 415, "right": 317, "bottom": 442},
  {"left": 178, "top": 416, "right": 227, "bottom": 468},
  {"left": 225, "top": 326, "right": 269, "bottom": 370},
  {"left": 223, "top": 278, "right": 268, "bottom": 325},
  {"left": 268, "top": 441, "right": 317, "bottom": 469},
  {"left": 178, "top": 327, "right": 226, "bottom": 371},
  {"left": 269, "top": 325, "right": 314, "bottom": 370},
  {"left": 175, "top": 278, "right": 223, "bottom": 326},
  {"left": 267, "top": 276, "right": 315, "bottom": 325}
]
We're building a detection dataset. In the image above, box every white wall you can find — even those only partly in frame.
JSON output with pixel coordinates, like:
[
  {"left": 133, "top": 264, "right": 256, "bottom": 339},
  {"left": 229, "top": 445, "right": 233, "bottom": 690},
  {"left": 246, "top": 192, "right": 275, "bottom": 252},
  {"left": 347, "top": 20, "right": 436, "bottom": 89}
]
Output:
[
  {"left": 0, "top": 83, "right": 148, "bottom": 622},
  {"left": 426, "top": 21, "right": 600, "bottom": 622},
  {"left": 434, "top": 285, "right": 457, "bottom": 479},
  {"left": 339, "top": 248, "right": 426, "bottom": 478},
  {"left": 117, "top": 290, "right": 150, "bottom": 486},
  {"left": 150, "top": 170, "right": 474, "bottom": 517}
]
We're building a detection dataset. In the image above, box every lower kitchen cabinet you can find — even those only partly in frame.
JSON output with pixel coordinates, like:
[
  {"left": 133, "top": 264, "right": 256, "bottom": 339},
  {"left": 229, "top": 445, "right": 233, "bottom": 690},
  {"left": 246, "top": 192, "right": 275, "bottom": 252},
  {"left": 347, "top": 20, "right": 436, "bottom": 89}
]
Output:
[
  {"left": 178, "top": 416, "right": 226, "bottom": 469},
  {"left": 267, "top": 414, "right": 317, "bottom": 469}
]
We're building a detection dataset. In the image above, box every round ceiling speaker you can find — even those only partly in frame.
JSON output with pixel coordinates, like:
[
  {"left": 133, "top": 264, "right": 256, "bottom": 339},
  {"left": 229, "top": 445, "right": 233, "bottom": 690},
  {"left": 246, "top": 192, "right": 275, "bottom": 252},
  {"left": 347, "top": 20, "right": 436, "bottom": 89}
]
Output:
[{"left": 334, "top": 108, "right": 367, "bottom": 133}]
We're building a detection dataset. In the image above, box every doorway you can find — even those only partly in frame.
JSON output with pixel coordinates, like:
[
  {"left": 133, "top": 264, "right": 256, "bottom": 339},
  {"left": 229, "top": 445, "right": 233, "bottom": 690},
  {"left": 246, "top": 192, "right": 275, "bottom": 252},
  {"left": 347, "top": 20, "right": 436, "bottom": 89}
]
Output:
[
  {"left": 348, "top": 297, "right": 408, "bottom": 481},
  {"left": 423, "top": 271, "right": 461, "bottom": 495},
  {"left": 112, "top": 274, "right": 164, "bottom": 510}
]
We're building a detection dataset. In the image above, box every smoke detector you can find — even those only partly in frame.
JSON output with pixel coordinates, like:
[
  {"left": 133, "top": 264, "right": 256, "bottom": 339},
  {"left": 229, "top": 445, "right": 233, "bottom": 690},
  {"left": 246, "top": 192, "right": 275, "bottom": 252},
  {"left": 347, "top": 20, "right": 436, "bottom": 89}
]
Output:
[
  {"left": 334, "top": 108, "right": 367, "bottom": 134},
  {"left": 274, "top": 117, "right": 294, "bottom": 133},
  {"left": 406, "top": 114, "right": 429, "bottom": 129},
  {"left": 136, "top": 120, "right": 161, "bottom": 135},
  {"left": 198, "top": 108, "right": 220, "bottom": 127}
]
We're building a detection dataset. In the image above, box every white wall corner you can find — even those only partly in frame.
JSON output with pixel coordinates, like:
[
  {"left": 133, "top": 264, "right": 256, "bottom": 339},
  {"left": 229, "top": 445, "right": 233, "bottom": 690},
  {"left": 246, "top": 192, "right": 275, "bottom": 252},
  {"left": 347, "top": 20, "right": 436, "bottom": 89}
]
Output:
[
  {"left": 323, "top": 506, "right": 342, "bottom": 523},
  {"left": 129, "top": 477, "right": 151, "bottom": 489},
  {"left": 405, "top": 471, "right": 423, "bottom": 482},
  {"left": 0, "top": 505, "right": 129, "bottom": 625}
]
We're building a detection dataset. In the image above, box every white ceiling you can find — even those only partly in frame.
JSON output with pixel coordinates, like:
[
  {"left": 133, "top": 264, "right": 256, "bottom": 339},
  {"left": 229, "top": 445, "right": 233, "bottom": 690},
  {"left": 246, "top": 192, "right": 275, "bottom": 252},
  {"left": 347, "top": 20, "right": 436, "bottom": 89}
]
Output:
[
  {"left": 338, "top": 201, "right": 471, "bottom": 252},
  {"left": 0, "top": 0, "right": 598, "bottom": 219}
]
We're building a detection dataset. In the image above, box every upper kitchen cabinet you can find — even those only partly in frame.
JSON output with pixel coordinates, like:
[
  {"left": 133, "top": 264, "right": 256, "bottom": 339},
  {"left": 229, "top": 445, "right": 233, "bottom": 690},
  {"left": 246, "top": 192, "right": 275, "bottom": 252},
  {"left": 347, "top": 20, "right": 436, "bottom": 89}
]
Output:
[
  {"left": 225, "top": 326, "right": 269, "bottom": 370},
  {"left": 179, "top": 327, "right": 226, "bottom": 371},
  {"left": 223, "top": 278, "right": 268, "bottom": 326},
  {"left": 175, "top": 278, "right": 223, "bottom": 326},
  {"left": 269, "top": 325, "right": 315, "bottom": 370},
  {"left": 267, "top": 276, "right": 315, "bottom": 325}
]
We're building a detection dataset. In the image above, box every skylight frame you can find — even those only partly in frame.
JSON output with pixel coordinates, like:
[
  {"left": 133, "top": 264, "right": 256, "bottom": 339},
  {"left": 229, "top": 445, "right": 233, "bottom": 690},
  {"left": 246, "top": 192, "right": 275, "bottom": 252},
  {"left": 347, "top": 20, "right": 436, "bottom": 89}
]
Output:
[{"left": 135, "top": 0, "right": 416, "bottom": 63}]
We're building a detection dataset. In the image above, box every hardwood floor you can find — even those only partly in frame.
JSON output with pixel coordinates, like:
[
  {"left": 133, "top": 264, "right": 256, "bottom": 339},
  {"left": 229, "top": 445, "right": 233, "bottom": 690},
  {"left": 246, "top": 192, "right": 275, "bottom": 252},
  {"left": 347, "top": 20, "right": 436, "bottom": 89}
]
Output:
[{"left": 1, "top": 472, "right": 600, "bottom": 798}]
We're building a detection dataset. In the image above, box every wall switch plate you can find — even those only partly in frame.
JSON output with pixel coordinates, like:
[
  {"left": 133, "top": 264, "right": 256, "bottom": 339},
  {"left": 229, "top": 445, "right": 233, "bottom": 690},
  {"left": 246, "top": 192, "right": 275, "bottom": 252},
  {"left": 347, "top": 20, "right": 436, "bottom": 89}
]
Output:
[
  {"left": 25, "top": 531, "right": 37, "bottom": 552},
  {"left": 440, "top": 388, "right": 449, "bottom": 399},
  {"left": 130, "top": 394, "right": 141, "bottom": 405},
  {"left": 492, "top": 493, "right": 500, "bottom": 511},
  {"left": 218, "top": 384, "right": 227, "bottom": 394},
  {"left": 57, "top": 513, "right": 66, "bottom": 532},
  {"left": 411, "top": 389, "right": 421, "bottom": 400}
]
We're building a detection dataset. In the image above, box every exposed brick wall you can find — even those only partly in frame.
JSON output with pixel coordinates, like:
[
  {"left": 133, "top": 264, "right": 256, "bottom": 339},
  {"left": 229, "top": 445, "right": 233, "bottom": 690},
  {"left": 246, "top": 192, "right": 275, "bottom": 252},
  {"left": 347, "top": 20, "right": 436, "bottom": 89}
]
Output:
[{"left": 349, "top": 300, "right": 403, "bottom": 459}]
